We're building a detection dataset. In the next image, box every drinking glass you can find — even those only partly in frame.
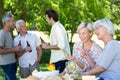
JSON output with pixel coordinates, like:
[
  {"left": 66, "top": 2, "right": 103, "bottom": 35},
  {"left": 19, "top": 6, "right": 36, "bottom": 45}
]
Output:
[{"left": 66, "top": 60, "right": 77, "bottom": 74}]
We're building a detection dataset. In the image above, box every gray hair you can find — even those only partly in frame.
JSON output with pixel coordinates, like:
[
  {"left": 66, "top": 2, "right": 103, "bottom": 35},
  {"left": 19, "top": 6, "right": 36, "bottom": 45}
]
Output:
[
  {"left": 2, "top": 14, "right": 14, "bottom": 25},
  {"left": 15, "top": 19, "right": 25, "bottom": 30},
  {"left": 77, "top": 22, "right": 93, "bottom": 33},
  {"left": 93, "top": 18, "right": 114, "bottom": 35}
]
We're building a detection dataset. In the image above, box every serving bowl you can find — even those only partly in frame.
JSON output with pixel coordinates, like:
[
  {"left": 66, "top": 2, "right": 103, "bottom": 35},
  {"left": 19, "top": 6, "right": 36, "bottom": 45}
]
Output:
[{"left": 32, "top": 70, "right": 59, "bottom": 79}]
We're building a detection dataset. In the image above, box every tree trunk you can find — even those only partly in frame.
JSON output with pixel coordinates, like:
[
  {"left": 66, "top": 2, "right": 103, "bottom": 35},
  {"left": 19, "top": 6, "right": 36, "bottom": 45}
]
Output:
[
  {"left": 19, "top": 0, "right": 27, "bottom": 21},
  {"left": 0, "top": 0, "right": 5, "bottom": 29}
]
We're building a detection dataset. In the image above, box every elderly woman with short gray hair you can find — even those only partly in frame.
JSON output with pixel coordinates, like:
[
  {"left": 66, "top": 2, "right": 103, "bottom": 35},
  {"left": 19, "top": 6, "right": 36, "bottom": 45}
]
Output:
[{"left": 84, "top": 18, "right": 120, "bottom": 80}]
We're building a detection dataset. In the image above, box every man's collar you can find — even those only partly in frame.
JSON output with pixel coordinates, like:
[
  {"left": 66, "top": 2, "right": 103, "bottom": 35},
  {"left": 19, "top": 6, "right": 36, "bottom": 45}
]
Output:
[{"left": 18, "top": 32, "right": 28, "bottom": 37}]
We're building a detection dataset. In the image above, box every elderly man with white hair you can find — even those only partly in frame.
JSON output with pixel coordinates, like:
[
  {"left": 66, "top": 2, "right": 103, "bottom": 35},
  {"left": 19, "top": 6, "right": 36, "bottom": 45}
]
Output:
[
  {"left": 14, "top": 19, "right": 42, "bottom": 78},
  {"left": 83, "top": 18, "right": 120, "bottom": 80}
]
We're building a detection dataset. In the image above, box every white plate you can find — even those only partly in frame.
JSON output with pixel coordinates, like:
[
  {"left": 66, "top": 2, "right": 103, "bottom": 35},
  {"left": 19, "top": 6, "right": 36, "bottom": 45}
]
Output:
[
  {"left": 82, "top": 75, "right": 96, "bottom": 80},
  {"left": 32, "top": 70, "right": 59, "bottom": 79}
]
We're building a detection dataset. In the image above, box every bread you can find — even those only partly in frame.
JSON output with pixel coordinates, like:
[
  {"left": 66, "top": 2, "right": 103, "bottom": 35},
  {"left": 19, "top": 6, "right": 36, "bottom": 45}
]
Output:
[{"left": 21, "top": 75, "right": 39, "bottom": 80}]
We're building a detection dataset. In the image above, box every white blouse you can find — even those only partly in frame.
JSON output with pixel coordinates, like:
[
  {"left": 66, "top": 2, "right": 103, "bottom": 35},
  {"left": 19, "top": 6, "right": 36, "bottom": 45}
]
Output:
[{"left": 73, "top": 41, "right": 102, "bottom": 72}]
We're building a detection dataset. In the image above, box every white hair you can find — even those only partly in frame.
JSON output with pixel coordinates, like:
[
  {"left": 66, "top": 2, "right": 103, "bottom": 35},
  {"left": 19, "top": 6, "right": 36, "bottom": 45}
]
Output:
[
  {"left": 15, "top": 19, "right": 25, "bottom": 30},
  {"left": 77, "top": 22, "right": 93, "bottom": 33},
  {"left": 2, "top": 14, "right": 14, "bottom": 25},
  {"left": 93, "top": 18, "right": 114, "bottom": 35}
]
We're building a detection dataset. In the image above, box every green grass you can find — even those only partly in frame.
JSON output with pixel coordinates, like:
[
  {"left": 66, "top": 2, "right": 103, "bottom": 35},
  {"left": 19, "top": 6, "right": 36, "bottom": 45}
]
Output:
[
  {"left": 40, "top": 64, "right": 48, "bottom": 71},
  {"left": 0, "top": 64, "right": 48, "bottom": 80},
  {"left": 0, "top": 68, "right": 4, "bottom": 80}
]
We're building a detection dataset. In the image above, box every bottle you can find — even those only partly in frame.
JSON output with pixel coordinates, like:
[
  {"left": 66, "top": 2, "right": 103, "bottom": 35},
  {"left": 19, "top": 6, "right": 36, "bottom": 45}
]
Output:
[
  {"left": 26, "top": 41, "right": 32, "bottom": 52},
  {"left": 18, "top": 40, "right": 21, "bottom": 46},
  {"left": 15, "top": 40, "right": 21, "bottom": 59},
  {"left": 40, "top": 37, "right": 45, "bottom": 44}
]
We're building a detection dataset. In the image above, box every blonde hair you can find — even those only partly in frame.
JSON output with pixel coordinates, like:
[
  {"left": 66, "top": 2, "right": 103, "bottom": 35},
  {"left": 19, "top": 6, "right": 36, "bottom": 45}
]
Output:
[{"left": 77, "top": 22, "right": 93, "bottom": 33}]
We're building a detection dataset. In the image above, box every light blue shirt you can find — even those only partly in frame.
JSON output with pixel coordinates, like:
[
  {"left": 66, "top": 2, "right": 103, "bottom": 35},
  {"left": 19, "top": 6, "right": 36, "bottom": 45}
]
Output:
[{"left": 96, "top": 40, "right": 120, "bottom": 80}]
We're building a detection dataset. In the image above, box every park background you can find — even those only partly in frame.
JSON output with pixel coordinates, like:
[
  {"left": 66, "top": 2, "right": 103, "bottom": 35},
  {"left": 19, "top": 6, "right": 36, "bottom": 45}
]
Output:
[{"left": 0, "top": 0, "right": 120, "bottom": 79}]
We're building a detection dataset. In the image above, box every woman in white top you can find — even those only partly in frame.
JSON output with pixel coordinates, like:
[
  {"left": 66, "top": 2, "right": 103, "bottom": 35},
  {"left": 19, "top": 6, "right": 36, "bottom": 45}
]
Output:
[{"left": 65, "top": 22, "right": 102, "bottom": 73}]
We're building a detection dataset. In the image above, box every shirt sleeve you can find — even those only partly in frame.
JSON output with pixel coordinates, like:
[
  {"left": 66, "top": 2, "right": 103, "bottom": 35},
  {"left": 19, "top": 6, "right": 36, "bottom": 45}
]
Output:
[
  {"left": 91, "top": 43, "right": 102, "bottom": 62},
  {"left": 0, "top": 31, "right": 5, "bottom": 47},
  {"left": 96, "top": 42, "right": 117, "bottom": 69},
  {"left": 55, "top": 25, "right": 66, "bottom": 49},
  {"left": 34, "top": 34, "right": 41, "bottom": 47},
  {"left": 73, "top": 43, "right": 78, "bottom": 56}
]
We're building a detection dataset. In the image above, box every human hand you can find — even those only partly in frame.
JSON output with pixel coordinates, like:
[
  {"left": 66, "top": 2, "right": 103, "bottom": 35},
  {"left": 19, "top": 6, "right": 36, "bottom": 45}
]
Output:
[
  {"left": 64, "top": 51, "right": 75, "bottom": 60},
  {"left": 64, "top": 52, "right": 72, "bottom": 60},
  {"left": 79, "top": 48, "right": 90, "bottom": 59},
  {"left": 25, "top": 47, "right": 31, "bottom": 52},
  {"left": 42, "top": 43, "right": 49, "bottom": 49},
  {"left": 76, "top": 47, "right": 89, "bottom": 59},
  {"left": 13, "top": 46, "right": 21, "bottom": 52}
]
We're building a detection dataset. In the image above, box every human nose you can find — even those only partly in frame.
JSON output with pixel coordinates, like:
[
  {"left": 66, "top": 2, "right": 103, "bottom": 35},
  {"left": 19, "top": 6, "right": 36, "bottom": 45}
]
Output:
[{"left": 79, "top": 34, "right": 83, "bottom": 39}]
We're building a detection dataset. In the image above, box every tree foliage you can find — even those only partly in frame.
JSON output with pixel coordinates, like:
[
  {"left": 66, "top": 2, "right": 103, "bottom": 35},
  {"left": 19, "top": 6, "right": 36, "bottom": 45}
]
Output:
[
  {"left": 0, "top": 0, "right": 5, "bottom": 28},
  {"left": 0, "top": 0, "right": 120, "bottom": 41}
]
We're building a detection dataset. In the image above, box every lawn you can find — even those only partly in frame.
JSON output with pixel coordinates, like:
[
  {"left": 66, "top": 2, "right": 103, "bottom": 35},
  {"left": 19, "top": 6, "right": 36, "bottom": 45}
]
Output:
[{"left": 0, "top": 64, "right": 48, "bottom": 80}]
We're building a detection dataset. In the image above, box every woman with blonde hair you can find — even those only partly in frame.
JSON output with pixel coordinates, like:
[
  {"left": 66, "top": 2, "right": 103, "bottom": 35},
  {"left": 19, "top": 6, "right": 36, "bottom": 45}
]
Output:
[{"left": 65, "top": 22, "right": 102, "bottom": 73}]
